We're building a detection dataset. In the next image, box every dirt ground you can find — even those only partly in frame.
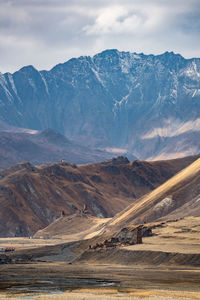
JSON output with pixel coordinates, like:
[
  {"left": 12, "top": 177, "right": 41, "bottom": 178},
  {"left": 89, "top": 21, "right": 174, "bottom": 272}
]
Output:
[
  {"left": 125, "top": 217, "right": 200, "bottom": 254},
  {"left": 0, "top": 217, "right": 200, "bottom": 299},
  {"left": 0, "top": 237, "right": 63, "bottom": 250},
  {"left": 1, "top": 216, "right": 200, "bottom": 253},
  {"left": 1, "top": 262, "right": 200, "bottom": 299}
]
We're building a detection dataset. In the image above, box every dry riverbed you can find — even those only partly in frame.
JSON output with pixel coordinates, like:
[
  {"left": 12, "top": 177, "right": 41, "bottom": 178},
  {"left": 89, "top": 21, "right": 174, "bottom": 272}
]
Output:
[
  {"left": 0, "top": 262, "right": 200, "bottom": 299},
  {"left": 0, "top": 217, "right": 200, "bottom": 299}
]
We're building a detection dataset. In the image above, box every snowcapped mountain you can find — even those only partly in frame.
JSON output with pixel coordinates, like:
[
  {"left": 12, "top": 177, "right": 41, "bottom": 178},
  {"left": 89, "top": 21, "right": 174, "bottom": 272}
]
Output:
[{"left": 0, "top": 49, "right": 200, "bottom": 159}]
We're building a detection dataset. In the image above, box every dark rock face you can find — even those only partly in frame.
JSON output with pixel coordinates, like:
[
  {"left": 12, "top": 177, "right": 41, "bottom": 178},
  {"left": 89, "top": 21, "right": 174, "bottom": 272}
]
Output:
[
  {"left": 89, "top": 225, "right": 152, "bottom": 250},
  {"left": 0, "top": 254, "right": 12, "bottom": 264},
  {"left": 103, "top": 156, "right": 130, "bottom": 165},
  {"left": 0, "top": 50, "right": 200, "bottom": 158}
]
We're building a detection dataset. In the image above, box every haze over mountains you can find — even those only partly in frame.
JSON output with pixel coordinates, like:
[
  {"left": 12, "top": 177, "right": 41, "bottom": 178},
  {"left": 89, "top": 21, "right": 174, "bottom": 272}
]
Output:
[
  {"left": 0, "top": 127, "right": 136, "bottom": 169},
  {"left": 1, "top": 49, "right": 200, "bottom": 161}
]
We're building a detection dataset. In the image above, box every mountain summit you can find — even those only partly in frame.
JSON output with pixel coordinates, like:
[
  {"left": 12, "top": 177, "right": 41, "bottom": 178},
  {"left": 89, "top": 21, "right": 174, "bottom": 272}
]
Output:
[{"left": 1, "top": 49, "right": 200, "bottom": 159}]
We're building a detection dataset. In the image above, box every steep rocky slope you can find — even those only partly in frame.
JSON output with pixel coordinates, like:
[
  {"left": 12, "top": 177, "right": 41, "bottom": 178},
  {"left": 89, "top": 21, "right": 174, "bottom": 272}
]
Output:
[
  {"left": 1, "top": 155, "right": 198, "bottom": 237},
  {"left": 1, "top": 50, "right": 200, "bottom": 159},
  {"left": 103, "top": 157, "right": 200, "bottom": 233}
]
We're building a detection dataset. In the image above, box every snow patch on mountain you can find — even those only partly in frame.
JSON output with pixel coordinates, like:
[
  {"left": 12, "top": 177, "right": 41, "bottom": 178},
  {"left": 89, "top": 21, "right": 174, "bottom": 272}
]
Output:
[
  {"left": 182, "top": 61, "right": 200, "bottom": 80},
  {"left": 40, "top": 73, "right": 49, "bottom": 95},
  {"left": 105, "top": 147, "right": 127, "bottom": 154},
  {"left": 1, "top": 49, "right": 200, "bottom": 160},
  {"left": 0, "top": 74, "right": 13, "bottom": 103},
  {"left": 7, "top": 73, "right": 18, "bottom": 95},
  {"left": 91, "top": 67, "right": 105, "bottom": 87}
]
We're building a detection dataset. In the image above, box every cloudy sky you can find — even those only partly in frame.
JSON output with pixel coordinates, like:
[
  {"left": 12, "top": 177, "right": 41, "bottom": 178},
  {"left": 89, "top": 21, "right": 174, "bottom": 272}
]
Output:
[{"left": 1, "top": 0, "right": 200, "bottom": 73}]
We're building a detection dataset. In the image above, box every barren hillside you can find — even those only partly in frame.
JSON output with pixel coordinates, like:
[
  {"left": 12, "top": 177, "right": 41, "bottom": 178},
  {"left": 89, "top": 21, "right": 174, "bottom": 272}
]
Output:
[
  {"left": 103, "top": 157, "right": 200, "bottom": 233},
  {"left": 0, "top": 155, "right": 198, "bottom": 237}
]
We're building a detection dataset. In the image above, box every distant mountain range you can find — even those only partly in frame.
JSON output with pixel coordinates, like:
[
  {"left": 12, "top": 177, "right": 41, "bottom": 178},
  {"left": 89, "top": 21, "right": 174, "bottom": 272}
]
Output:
[
  {"left": 0, "top": 127, "right": 136, "bottom": 169},
  {"left": 0, "top": 49, "right": 200, "bottom": 160}
]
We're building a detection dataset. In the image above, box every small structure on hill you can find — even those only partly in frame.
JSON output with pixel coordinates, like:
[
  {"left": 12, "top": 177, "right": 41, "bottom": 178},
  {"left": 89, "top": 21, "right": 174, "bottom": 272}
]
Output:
[
  {"left": 89, "top": 225, "right": 152, "bottom": 251},
  {"left": 133, "top": 226, "right": 142, "bottom": 244},
  {"left": 80, "top": 204, "right": 88, "bottom": 216},
  {"left": 61, "top": 210, "right": 66, "bottom": 217},
  {"left": 0, "top": 246, "right": 15, "bottom": 252}
]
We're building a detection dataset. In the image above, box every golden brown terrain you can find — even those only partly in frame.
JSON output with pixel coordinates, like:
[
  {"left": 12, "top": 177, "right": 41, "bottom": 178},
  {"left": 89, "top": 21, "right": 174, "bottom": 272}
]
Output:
[
  {"left": 34, "top": 211, "right": 110, "bottom": 240},
  {"left": 0, "top": 218, "right": 200, "bottom": 299},
  {"left": 1, "top": 154, "right": 198, "bottom": 237},
  {"left": 102, "top": 157, "right": 200, "bottom": 233},
  {"left": 1, "top": 263, "right": 200, "bottom": 299},
  {"left": 1, "top": 156, "right": 200, "bottom": 299},
  {"left": 32, "top": 157, "right": 200, "bottom": 245}
]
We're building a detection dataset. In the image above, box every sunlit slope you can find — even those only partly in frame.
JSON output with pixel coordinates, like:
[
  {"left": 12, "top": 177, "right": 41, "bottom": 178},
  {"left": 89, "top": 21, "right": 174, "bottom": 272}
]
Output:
[
  {"left": 105, "top": 158, "right": 200, "bottom": 232},
  {"left": 34, "top": 212, "right": 110, "bottom": 241},
  {"left": 1, "top": 155, "right": 195, "bottom": 237},
  {"left": 1, "top": 154, "right": 199, "bottom": 237}
]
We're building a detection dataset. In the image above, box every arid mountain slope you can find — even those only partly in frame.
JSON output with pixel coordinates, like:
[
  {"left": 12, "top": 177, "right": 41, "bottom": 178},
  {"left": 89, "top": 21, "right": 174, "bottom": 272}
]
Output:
[
  {"left": 34, "top": 211, "right": 110, "bottom": 241},
  {"left": 103, "top": 157, "right": 200, "bottom": 233},
  {"left": 0, "top": 155, "right": 198, "bottom": 237}
]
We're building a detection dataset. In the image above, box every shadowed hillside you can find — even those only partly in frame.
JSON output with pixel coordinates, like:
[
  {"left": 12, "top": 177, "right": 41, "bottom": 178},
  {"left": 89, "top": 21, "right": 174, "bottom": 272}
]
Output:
[
  {"left": 0, "top": 129, "right": 134, "bottom": 169},
  {"left": 1, "top": 155, "right": 199, "bottom": 237}
]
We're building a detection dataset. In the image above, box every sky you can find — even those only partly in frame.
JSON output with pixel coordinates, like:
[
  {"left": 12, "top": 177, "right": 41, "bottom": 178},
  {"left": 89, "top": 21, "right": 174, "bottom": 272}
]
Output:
[{"left": 0, "top": 0, "right": 200, "bottom": 73}]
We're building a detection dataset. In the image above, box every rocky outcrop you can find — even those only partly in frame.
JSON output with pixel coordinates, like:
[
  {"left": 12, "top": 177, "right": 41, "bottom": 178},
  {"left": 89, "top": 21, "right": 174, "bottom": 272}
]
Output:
[
  {"left": 89, "top": 225, "right": 152, "bottom": 250},
  {"left": 0, "top": 254, "right": 12, "bottom": 264}
]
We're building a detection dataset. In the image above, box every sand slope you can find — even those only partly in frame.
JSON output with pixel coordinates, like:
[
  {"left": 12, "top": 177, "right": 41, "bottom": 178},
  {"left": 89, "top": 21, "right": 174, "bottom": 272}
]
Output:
[{"left": 104, "top": 158, "right": 200, "bottom": 232}]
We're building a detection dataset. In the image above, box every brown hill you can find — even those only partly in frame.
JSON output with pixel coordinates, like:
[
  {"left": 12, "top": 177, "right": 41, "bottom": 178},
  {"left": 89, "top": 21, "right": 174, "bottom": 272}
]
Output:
[
  {"left": 103, "top": 157, "right": 200, "bottom": 233},
  {"left": 0, "top": 155, "right": 198, "bottom": 237},
  {"left": 34, "top": 211, "right": 110, "bottom": 241},
  {"left": 0, "top": 129, "right": 130, "bottom": 169}
]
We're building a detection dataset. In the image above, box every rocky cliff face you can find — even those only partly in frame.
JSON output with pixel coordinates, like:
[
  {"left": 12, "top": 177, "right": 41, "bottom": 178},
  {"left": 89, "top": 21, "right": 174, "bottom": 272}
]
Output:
[{"left": 1, "top": 50, "right": 200, "bottom": 159}]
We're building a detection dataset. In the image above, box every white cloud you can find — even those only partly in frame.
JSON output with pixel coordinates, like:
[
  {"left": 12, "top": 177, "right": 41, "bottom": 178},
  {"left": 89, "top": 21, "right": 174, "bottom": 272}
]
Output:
[
  {"left": 83, "top": 3, "right": 166, "bottom": 36},
  {"left": 0, "top": 0, "right": 200, "bottom": 73},
  {"left": 83, "top": 6, "right": 144, "bottom": 35}
]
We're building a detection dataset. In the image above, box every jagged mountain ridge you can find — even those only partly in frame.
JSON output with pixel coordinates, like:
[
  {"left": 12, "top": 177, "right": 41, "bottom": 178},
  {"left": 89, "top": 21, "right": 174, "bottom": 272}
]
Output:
[{"left": 1, "top": 50, "right": 200, "bottom": 159}]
